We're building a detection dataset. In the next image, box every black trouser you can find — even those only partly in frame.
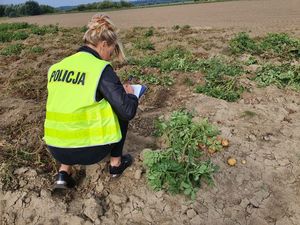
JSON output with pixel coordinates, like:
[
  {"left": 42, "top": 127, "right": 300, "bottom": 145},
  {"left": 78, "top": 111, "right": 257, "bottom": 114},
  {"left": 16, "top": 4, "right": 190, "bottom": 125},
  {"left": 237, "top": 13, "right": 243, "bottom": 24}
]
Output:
[{"left": 48, "top": 119, "right": 128, "bottom": 165}]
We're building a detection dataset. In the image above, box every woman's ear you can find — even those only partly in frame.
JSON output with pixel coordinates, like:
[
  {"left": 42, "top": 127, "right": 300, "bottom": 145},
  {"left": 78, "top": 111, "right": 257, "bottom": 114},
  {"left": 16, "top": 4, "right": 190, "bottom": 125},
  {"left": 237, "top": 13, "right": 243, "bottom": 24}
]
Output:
[
  {"left": 97, "top": 41, "right": 107, "bottom": 49},
  {"left": 102, "top": 41, "right": 109, "bottom": 48}
]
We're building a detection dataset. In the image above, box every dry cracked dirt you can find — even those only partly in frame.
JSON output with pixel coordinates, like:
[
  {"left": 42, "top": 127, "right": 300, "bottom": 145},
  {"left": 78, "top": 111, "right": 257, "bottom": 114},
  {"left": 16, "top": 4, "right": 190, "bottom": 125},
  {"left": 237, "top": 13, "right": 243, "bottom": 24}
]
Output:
[{"left": 1, "top": 81, "right": 300, "bottom": 225}]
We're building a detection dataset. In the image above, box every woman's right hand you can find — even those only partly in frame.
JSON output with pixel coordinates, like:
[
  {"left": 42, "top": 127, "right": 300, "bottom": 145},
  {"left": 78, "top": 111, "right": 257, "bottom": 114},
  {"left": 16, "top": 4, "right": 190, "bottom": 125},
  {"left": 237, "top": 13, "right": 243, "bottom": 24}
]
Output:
[{"left": 123, "top": 84, "right": 134, "bottom": 94}]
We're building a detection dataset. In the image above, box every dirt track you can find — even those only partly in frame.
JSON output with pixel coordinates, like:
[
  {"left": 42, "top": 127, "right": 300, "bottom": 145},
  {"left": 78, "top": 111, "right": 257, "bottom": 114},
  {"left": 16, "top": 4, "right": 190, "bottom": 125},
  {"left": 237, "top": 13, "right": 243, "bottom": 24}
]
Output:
[{"left": 3, "top": 0, "right": 300, "bottom": 34}]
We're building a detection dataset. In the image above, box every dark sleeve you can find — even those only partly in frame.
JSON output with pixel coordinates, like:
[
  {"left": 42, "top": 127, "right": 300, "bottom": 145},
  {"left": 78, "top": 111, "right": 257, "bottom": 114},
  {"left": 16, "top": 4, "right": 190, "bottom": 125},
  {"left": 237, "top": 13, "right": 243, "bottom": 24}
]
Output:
[{"left": 96, "top": 65, "right": 138, "bottom": 121}]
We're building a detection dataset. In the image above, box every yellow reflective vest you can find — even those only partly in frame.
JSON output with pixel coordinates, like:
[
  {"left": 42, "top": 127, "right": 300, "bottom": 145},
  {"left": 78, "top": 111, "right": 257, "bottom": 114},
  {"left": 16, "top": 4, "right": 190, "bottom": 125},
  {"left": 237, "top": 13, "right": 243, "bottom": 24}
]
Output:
[{"left": 44, "top": 52, "right": 122, "bottom": 148}]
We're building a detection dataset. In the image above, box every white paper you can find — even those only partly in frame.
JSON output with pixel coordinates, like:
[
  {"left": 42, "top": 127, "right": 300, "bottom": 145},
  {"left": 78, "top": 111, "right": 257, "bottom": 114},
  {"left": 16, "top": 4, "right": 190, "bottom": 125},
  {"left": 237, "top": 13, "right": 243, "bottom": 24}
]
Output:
[{"left": 131, "top": 84, "right": 142, "bottom": 98}]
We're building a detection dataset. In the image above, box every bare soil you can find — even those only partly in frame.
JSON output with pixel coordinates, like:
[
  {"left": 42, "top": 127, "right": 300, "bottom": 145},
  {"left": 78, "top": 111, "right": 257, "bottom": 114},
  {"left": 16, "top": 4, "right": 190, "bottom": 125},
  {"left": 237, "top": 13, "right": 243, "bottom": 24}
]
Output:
[{"left": 1, "top": 1, "right": 300, "bottom": 225}]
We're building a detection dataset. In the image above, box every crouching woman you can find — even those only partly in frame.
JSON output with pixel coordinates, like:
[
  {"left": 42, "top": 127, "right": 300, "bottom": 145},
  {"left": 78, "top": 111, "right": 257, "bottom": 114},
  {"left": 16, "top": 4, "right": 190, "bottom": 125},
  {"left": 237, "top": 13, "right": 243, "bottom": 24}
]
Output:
[{"left": 43, "top": 14, "right": 138, "bottom": 188}]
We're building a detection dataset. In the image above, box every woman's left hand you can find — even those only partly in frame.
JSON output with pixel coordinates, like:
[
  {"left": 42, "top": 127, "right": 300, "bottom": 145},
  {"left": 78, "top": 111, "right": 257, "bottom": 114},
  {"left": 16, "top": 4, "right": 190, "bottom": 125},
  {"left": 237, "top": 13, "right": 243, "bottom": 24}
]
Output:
[{"left": 123, "top": 84, "right": 134, "bottom": 94}]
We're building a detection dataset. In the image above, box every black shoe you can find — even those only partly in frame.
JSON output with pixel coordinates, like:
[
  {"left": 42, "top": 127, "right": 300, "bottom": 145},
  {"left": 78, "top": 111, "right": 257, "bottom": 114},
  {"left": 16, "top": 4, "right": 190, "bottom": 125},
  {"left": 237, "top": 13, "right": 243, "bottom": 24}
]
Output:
[
  {"left": 109, "top": 154, "right": 133, "bottom": 178},
  {"left": 53, "top": 171, "right": 76, "bottom": 189}
]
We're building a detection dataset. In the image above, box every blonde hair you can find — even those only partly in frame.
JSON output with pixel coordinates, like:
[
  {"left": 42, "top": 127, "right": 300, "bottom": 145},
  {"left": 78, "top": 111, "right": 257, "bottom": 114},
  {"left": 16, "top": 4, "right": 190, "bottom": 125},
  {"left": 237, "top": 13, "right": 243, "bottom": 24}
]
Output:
[{"left": 83, "top": 14, "right": 125, "bottom": 62}]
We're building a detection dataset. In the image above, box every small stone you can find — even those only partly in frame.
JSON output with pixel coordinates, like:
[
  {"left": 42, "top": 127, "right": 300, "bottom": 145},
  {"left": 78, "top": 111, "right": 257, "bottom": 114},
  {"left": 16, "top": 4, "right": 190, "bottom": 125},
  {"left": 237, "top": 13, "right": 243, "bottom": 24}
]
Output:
[
  {"left": 240, "top": 198, "right": 249, "bottom": 208},
  {"left": 247, "top": 64, "right": 260, "bottom": 72},
  {"left": 264, "top": 159, "right": 275, "bottom": 166},
  {"left": 164, "top": 204, "right": 171, "bottom": 213},
  {"left": 134, "top": 169, "right": 142, "bottom": 180},
  {"left": 83, "top": 221, "right": 93, "bottom": 225},
  {"left": 190, "top": 215, "right": 201, "bottom": 225},
  {"left": 0, "top": 140, "right": 5, "bottom": 147},
  {"left": 157, "top": 135, "right": 170, "bottom": 149},
  {"left": 123, "top": 206, "right": 132, "bottom": 214},
  {"left": 224, "top": 208, "right": 232, "bottom": 217},
  {"left": 109, "top": 194, "right": 126, "bottom": 205},
  {"left": 20, "top": 139, "right": 27, "bottom": 145},
  {"left": 113, "top": 205, "right": 122, "bottom": 212},
  {"left": 186, "top": 209, "right": 197, "bottom": 219},
  {"left": 286, "top": 103, "right": 298, "bottom": 113},
  {"left": 25, "top": 169, "right": 37, "bottom": 177},
  {"left": 156, "top": 200, "right": 166, "bottom": 211},
  {"left": 278, "top": 158, "right": 290, "bottom": 166},
  {"left": 19, "top": 179, "right": 27, "bottom": 187},
  {"left": 25, "top": 216, "right": 35, "bottom": 224},
  {"left": 230, "top": 128, "right": 238, "bottom": 135},
  {"left": 239, "top": 54, "right": 250, "bottom": 62},
  {"left": 140, "top": 148, "right": 152, "bottom": 161},
  {"left": 263, "top": 135, "right": 270, "bottom": 141},
  {"left": 14, "top": 167, "right": 29, "bottom": 175},
  {"left": 242, "top": 160, "right": 246, "bottom": 164},
  {"left": 94, "top": 219, "right": 101, "bottom": 225},
  {"left": 86, "top": 193, "right": 92, "bottom": 198},
  {"left": 40, "top": 189, "right": 51, "bottom": 198},
  {"left": 181, "top": 205, "right": 188, "bottom": 213},
  {"left": 247, "top": 134, "right": 256, "bottom": 142},
  {"left": 249, "top": 198, "right": 259, "bottom": 208},
  {"left": 83, "top": 197, "right": 103, "bottom": 222},
  {"left": 155, "top": 190, "right": 164, "bottom": 198},
  {"left": 143, "top": 207, "right": 153, "bottom": 221},
  {"left": 95, "top": 181, "right": 104, "bottom": 193},
  {"left": 24, "top": 197, "right": 31, "bottom": 204}
]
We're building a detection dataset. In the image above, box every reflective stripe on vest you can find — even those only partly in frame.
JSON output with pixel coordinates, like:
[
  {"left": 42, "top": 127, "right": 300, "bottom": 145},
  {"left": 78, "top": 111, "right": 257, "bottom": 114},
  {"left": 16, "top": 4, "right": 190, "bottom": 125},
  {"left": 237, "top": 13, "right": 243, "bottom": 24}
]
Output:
[{"left": 43, "top": 52, "right": 122, "bottom": 148}]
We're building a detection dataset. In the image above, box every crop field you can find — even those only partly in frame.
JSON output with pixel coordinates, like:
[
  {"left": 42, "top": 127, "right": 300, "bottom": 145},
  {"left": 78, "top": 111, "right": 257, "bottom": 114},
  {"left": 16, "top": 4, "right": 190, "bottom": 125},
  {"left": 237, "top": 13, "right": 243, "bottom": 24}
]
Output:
[
  {"left": 0, "top": 1, "right": 300, "bottom": 225},
  {"left": 3, "top": 0, "right": 300, "bottom": 34}
]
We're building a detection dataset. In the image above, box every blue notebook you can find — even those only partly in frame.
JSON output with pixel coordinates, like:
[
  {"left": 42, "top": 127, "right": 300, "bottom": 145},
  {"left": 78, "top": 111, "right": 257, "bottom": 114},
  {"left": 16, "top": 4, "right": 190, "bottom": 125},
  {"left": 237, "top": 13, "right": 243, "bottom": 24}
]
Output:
[{"left": 131, "top": 84, "right": 148, "bottom": 98}]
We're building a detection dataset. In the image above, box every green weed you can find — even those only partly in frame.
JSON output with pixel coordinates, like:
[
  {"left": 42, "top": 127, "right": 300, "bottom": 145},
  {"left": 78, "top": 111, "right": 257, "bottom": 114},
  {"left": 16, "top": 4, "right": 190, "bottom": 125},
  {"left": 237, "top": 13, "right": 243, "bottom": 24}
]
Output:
[
  {"left": 0, "top": 43, "right": 24, "bottom": 56},
  {"left": 31, "top": 24, "right": 59, "bottom": 35},
  {"left": 30, "top": 46, "right": 45, "bottom": 53},
  {"left": 0, "top": 32, "right": 12, "bottom": 42},
  {"left": 194, "top": 57, "right": 244, "bottom": 101},
  {"left": 183, "top": 77, "right": 195, "bottom": 86},
  {"left": 119, "top": 67, "right": 174, "bottom": 86},
  {"left": 179, "top": 25, "right": 193, "bottom": 34},
  {"left": 255, "top": 63, "right": 300, "bottom": 90},
  {"left": 229, "top": 32, "right": 300, "bottom": 59},
  {"left": 182, "top": 25, "right": 191, "bottom": 29},
  {"left": 132, "top": 46, "right": 196, "bottom": 72},
  {"left": 144, "top": 27, "right": 154, "bottom": 37},
  {"left": 80, "top": 25, "right": 88, "bottom": 33},
  {"left": 0, "top": 162, "right": 18, "bottom": 191},
  {"left": 241, "top": 110, "right": 257, "bottom": 118},
  {"left": 229, "top": 32, "right": 259, "bottom": 54},
  {"left": 0, "top": 22, "right": 32, "bottom": 32},
  {"left": 144, "top": 110, "right": 220, "bottom": 199},
  {"left": 13, "top": 31, "right": 29, "bottom": 41},
  {"left": 195, "top": 78, "right": 244, "bottom": 102},
  {"left": 172, "top": 25, "right": 180, "bottom": 30},
  {"left": 245, "top": 56, "right": 258, "bottom": 65},
  {"left": 134, "top": 38, "right": 155, "bottom": 50},
  {"left": 171, "top": 25, "right": 192, "bottom": 33},
  {"left": 0, "top": 31, "right": 29, "bottom": 43},
  {"left": 259, "top": 33, "right": 300, "bottom": 58},
  {"left": 197, "top": 57, "right": 244, "bottom": 77}
]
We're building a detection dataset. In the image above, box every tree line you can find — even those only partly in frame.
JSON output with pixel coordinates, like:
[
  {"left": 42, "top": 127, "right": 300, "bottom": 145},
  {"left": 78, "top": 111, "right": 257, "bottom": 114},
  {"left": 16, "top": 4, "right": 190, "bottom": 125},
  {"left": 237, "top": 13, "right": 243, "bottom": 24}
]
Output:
[
  {"left": 0, "top": 1, "right": 56, "bottom": 17},
  {"left": 75, "top": 1, "right": 134, "bottom": 11}
]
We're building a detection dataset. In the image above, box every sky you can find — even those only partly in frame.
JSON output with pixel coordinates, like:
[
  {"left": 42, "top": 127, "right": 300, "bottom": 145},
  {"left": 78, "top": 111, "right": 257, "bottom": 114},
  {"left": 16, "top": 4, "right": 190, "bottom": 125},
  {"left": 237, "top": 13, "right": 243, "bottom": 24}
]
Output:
[{"left": 0, "top": 0, "right": 102, "bottom": 7}]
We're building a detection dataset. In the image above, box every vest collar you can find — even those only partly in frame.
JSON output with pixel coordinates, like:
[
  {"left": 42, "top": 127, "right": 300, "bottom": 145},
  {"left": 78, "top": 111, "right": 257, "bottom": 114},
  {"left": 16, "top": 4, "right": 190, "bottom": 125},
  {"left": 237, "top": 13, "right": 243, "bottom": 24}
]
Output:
[{"left": 77, "top": 46, "right": 102, "bottom": 60}]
